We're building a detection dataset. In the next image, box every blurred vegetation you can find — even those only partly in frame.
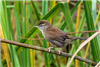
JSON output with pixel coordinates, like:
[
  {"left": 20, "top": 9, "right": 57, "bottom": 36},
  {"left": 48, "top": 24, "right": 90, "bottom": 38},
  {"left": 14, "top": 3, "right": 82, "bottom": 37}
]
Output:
[{"left": 0, "top": 1, "right": 100, "bottom": 67}]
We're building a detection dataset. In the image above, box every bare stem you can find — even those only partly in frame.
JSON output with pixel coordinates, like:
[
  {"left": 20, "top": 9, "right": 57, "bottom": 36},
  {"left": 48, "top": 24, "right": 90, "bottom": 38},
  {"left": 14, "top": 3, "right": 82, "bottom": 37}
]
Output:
[{"left": 0, "top": 39, "right": 96, "bottom": 66}]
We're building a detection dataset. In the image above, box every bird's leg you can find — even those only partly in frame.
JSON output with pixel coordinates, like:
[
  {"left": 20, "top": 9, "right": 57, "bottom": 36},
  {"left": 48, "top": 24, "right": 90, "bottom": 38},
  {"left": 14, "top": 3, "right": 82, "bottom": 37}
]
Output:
[
  {"left": 48, "top": 47, "right": 53, "bottom": 52},
  {"left": 58, "top": 49, "right": 62, "bottom": 54}
]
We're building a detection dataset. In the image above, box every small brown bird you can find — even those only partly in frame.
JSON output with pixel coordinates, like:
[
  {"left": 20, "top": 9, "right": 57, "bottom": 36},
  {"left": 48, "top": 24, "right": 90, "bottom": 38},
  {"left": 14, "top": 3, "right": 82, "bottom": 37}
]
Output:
[{"left": 34, "top": 20, "right": 86, "bottom": 54}]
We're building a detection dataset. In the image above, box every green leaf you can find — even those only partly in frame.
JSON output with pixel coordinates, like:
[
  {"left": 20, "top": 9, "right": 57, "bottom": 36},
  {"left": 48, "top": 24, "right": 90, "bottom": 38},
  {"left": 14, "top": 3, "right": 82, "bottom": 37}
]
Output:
[
  {"left": 30, "top": 1, "right": 40, "bottom": 21},
  {"left": 71, "top": 1, "right": 81, "bottom": 15},
  {"left": 83, "top": 1, "right": 100, "bottom": 62},
  {"left": 42, "top": 3, "right": 61, "bottom": 20}
]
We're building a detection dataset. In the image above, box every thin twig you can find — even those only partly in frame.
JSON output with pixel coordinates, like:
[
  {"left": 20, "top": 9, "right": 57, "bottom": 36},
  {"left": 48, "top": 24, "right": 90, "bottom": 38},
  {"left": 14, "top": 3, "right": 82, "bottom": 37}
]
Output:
[
  {"left": 0, "top": 39, "right": 96, "bottom": 66},
  {"left": 67, "top": 31, "right": 98, "bottom": 35}
]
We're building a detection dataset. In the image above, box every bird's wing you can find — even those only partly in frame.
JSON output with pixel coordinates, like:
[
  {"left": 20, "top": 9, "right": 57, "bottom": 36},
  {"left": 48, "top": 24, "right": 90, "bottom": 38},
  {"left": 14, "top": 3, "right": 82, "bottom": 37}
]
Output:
[
  {"left": 46, "top": 26, "right": 67, "bottom": 36},
  {"left": 48, "top": 36, "right": 65, "bottom": 47},
  {"left": 45, "top": 27, "right": 67, "bottom": 47}
]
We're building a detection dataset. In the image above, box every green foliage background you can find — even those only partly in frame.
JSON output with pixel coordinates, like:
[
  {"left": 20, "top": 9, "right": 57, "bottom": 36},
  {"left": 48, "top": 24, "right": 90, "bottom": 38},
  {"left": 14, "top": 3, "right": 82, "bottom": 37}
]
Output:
[{"left": 0, "top": 1, "right": 100, "bottom": 67}]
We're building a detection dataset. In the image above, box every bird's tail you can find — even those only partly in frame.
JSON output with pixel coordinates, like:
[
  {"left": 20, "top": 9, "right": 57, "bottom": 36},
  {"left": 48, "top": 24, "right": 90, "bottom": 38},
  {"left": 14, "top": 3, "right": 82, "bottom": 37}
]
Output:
[
  {"left": 75, "top": 37, "right": 87, "bottom": 40},
  {"left": 66, "top": 35, "right": 87, "bottom": 40}
]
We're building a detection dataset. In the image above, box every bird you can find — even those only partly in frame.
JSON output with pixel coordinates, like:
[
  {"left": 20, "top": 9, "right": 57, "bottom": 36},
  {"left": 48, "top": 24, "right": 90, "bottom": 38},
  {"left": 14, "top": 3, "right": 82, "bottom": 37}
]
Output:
[{"left": 34, "top": 20, "right": 87, "bottom": 54}]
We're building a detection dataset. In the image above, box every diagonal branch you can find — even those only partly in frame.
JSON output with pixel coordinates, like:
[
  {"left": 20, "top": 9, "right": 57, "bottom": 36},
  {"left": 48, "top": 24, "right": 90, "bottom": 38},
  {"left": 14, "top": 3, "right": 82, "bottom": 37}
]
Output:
[{"left": 0, "top": 39, "right": 96, "bottom": 66}]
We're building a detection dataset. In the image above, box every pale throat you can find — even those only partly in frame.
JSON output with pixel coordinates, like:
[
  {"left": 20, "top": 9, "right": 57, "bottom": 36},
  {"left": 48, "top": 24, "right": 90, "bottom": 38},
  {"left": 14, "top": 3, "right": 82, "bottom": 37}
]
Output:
[
  {"left": 38, "top": 26, "right": 48, "bottom": 38},
  {"left": 39, "top": 29, "right": 45, "bottom": 38}
]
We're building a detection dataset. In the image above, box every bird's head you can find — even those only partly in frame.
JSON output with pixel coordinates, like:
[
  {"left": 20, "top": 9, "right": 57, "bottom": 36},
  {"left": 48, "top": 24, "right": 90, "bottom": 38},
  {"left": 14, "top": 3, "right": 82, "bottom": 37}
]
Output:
[{"left": 34, "top": 20, "right": 52, "bottom": 32}]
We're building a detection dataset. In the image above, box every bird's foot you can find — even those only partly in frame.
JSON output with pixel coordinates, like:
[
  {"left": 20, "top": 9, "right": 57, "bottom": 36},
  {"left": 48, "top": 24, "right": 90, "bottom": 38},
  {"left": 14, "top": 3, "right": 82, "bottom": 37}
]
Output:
[
  {"left": 48, "top": 47, "right": 53, "bottom": 52},
  {"left": 58, "top": 49, "right": 62, "bottom": 54}
]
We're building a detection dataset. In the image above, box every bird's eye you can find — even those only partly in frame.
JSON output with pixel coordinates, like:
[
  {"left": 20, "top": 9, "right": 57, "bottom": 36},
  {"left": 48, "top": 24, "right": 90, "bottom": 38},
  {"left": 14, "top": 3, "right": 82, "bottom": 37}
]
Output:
[{"left": 39, "top": 24, "right": 43, "bottom": 27}]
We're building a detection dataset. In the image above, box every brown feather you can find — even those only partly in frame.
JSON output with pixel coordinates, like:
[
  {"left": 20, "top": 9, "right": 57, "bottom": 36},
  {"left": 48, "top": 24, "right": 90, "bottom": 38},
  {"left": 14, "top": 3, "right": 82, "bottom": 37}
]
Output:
[{"left": 37, "top": 20, "right": 87, "bottom": 48}]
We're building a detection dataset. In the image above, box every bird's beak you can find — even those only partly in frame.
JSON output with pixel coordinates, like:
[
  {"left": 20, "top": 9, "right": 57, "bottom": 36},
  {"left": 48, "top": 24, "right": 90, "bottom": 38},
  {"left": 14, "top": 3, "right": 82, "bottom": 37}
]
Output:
[{"left": 34, "top": 26, "right": 38, "bottom": 28}]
